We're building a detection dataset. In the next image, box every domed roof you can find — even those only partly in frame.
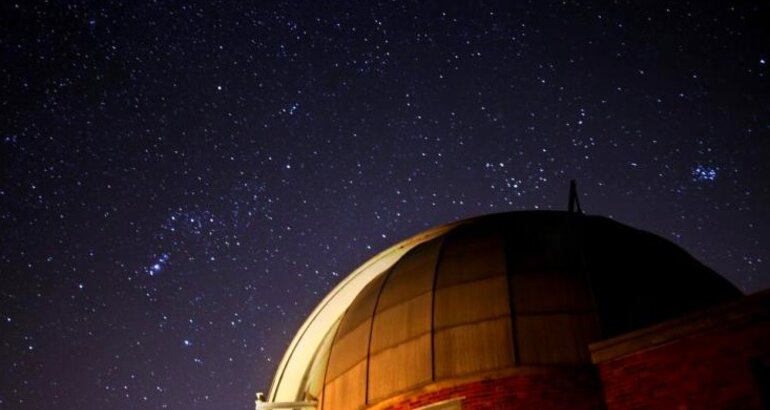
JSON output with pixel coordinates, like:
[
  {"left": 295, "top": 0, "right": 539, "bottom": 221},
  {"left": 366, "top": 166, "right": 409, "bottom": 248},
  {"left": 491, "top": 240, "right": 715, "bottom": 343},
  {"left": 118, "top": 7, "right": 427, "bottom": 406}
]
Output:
[{"left": 265, "top": 211, "right": 740, "bottom": 409}]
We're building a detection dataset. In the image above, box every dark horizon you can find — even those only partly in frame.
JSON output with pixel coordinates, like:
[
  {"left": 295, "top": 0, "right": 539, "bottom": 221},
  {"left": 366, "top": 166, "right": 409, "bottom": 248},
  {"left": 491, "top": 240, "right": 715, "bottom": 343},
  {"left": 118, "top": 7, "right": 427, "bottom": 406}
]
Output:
[{"left": 1, "top": 1, "right": 769, "bottom": 409}]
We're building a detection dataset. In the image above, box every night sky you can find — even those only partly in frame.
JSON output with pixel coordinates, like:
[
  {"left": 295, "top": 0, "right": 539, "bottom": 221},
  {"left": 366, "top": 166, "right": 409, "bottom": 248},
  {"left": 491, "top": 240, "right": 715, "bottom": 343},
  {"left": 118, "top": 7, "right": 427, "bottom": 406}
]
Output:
[{"left": 1, "top": 1, "right": 769, "bottom": 409}]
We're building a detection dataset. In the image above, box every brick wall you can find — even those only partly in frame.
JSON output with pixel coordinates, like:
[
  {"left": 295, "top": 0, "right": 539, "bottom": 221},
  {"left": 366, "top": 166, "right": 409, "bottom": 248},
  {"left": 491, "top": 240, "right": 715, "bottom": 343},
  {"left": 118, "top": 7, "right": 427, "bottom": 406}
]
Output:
[
  {"left": 596, "top": 311, "right": 770, "bottom": 409},
  {"left": 379, "top": 369, "right": 604, "bottom": 410},
  {"left": 375, "top": 292, "right": 770, "bottom": 410}
]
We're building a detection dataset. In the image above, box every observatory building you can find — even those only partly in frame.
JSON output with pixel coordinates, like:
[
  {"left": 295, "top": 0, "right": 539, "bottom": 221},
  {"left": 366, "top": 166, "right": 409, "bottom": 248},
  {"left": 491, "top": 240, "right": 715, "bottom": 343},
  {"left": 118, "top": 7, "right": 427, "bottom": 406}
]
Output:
[{"left": 257, "top": 207, "right": 770, "bottom": 409}]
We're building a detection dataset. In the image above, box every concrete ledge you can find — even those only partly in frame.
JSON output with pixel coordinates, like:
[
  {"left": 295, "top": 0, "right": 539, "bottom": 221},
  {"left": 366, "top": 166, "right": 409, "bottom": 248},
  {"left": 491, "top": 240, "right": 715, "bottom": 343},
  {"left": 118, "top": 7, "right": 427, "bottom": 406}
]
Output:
[{"left": 590, "top": 289, "right": 770, "bottom": 364}]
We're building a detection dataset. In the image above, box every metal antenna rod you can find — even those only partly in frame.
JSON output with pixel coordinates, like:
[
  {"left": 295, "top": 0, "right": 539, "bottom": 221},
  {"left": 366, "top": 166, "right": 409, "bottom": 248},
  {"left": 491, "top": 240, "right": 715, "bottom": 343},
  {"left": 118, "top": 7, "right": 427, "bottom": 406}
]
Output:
[{"left": 568, "top": 180, "right": 583, "bottom": 213}]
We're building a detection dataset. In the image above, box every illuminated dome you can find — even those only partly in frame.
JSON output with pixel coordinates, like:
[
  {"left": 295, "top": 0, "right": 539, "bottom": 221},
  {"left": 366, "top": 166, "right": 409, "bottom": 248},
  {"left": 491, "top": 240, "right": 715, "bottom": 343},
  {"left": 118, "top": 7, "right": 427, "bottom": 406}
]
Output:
[{"left": 262, "top": 210, "right": 741, "bottom": 410}]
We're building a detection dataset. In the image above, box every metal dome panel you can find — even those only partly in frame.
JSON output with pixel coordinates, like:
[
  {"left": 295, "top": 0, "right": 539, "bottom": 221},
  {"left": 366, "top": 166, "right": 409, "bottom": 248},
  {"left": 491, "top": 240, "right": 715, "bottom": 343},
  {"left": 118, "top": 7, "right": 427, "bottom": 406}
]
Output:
[{"left": 261, "top": 211, "right": 742, "bottom": 410}]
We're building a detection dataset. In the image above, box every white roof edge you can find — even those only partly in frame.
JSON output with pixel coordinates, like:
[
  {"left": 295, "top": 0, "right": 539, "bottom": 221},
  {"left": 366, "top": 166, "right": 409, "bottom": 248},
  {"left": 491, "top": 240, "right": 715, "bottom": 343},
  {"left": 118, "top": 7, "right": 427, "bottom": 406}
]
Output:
[{"left": 267, "top": 221, "right": 460, "bottom": 402}]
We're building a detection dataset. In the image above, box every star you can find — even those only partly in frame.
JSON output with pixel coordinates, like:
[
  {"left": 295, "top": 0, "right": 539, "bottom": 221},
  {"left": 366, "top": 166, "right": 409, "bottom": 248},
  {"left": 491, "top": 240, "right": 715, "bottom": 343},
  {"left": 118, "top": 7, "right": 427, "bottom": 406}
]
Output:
[{"left": 1, "top": 2, "right": 767, "bottom": 409}]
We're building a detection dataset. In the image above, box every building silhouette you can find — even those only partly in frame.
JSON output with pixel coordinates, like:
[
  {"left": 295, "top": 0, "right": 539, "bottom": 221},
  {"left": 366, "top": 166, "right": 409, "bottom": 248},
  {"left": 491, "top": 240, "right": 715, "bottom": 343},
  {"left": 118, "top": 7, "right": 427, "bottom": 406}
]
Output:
[{"left": 256, "top": 203, "right": 770, "bottom": 409}]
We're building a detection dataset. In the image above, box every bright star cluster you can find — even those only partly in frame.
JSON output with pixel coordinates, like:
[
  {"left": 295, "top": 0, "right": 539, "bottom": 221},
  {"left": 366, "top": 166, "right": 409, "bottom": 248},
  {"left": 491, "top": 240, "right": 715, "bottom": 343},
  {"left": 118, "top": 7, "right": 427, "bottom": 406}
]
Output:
[
  {"left": 692, "top": 165, "right": 719, "bottom": 182},
  {"left": 147, "top": 253, "right": 170, "bottom": 276},
  {"left": 1, "top": 2, "right": 768, "bottom": 410}
]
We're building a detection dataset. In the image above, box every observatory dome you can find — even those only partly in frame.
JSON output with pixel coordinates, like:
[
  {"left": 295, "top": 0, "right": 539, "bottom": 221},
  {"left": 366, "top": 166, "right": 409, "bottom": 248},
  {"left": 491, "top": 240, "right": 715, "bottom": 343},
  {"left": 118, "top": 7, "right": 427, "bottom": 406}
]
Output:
[{"left": 263, "top": 211, "right": 741, "bottom": 410}]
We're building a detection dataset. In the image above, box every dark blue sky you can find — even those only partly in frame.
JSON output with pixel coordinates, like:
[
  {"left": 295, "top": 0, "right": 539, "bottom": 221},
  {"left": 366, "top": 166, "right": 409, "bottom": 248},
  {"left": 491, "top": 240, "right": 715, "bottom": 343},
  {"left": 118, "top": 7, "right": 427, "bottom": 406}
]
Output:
[{"left": 1, "top": 1, "right": 768, "bottom": 409}]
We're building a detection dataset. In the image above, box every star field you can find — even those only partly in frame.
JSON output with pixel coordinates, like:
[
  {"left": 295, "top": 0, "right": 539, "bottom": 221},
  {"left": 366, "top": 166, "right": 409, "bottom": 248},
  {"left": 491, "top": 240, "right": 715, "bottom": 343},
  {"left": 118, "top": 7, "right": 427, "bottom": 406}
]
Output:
[{"left": 1, "top": 1, "right": 769, "bottom": 409}]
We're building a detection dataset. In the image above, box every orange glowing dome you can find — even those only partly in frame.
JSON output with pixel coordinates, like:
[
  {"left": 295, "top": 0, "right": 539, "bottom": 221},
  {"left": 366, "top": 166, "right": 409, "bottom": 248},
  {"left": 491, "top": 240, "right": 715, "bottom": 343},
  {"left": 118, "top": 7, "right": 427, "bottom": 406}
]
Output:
[{"left": 259, "top": 210, "right": 740, "bottom": 410}]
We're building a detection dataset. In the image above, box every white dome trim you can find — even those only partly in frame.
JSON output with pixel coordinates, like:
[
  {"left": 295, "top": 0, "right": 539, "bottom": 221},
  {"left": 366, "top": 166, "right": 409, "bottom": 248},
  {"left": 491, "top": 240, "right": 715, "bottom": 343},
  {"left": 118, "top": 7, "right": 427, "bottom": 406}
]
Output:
[{"left": 267, "top": 222, "right": 459, "bottom": 402}]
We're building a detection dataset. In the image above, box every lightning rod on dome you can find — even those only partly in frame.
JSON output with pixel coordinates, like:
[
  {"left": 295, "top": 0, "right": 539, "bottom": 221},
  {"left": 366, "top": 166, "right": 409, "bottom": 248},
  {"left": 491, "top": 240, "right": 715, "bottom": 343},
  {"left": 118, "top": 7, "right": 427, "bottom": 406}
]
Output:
[{"left": 568, "top": 179, "right": 583, "bottom": 214}]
